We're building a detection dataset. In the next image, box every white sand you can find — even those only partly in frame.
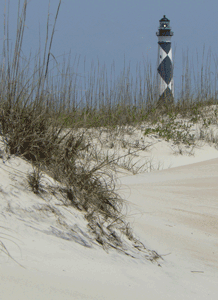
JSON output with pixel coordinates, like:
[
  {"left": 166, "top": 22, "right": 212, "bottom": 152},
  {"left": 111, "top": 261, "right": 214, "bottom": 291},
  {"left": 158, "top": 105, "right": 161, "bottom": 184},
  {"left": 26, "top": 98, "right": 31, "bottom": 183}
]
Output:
[{"left": 0, "top": 129, "right": 218, "bottom": 299}]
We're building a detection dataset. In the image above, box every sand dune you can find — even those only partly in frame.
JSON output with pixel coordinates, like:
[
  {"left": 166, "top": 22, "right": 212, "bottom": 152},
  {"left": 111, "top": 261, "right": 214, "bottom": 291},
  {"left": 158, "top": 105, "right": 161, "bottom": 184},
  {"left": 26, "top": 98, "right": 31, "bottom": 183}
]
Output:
[{"left": 0, "top": 134, "right": 218, "bottom": 299}]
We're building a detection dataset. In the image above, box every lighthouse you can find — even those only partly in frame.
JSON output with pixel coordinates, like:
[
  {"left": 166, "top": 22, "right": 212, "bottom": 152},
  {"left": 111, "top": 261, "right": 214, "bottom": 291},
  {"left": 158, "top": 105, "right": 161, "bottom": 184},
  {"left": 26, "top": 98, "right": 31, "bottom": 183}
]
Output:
[{"left": 156, "top": 15, "right": 174, "bottom": 105}]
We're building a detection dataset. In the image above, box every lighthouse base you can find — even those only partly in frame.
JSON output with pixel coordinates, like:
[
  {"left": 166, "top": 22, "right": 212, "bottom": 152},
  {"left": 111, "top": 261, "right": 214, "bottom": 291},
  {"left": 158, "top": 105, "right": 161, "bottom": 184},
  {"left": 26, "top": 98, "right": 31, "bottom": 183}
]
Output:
[{"left": 157, "top": 87, "right": 174, "bottom": 108}]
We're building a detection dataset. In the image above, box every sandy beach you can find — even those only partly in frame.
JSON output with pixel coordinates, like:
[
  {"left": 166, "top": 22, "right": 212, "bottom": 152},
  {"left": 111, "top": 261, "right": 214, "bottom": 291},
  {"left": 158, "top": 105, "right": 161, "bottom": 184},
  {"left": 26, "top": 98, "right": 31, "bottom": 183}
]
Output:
[{"left": 0, "top": 125, "right": 218, "bottom": 300}]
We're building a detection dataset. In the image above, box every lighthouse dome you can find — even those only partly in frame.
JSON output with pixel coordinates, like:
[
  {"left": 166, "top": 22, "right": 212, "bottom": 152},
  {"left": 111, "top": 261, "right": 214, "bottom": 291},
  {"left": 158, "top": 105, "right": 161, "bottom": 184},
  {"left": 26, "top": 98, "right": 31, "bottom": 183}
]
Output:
[{"left": 160, "top": 15, "right": 169, "bottom": 22}]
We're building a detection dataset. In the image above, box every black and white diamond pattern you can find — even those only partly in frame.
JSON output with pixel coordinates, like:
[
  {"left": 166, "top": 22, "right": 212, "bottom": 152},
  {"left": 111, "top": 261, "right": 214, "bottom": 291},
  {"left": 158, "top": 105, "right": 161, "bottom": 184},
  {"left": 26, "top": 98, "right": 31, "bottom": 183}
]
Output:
[{"left": 157, "top": 41, "right": 174, "bottom": 103}]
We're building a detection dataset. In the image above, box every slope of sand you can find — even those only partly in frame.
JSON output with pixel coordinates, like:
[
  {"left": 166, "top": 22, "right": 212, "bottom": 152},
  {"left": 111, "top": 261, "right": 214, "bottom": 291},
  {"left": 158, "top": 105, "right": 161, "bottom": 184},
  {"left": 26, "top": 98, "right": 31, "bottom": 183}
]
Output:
[{"left": 0, "top": 131, "right": 218, "bottom": 299}]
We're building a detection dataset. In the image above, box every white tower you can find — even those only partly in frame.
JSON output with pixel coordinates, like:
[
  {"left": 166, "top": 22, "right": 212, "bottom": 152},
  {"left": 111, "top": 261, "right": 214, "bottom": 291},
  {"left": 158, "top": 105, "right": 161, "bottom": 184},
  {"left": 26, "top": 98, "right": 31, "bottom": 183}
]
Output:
[{"left": 156, "top": 15, "right": 174, "bottom": 104}]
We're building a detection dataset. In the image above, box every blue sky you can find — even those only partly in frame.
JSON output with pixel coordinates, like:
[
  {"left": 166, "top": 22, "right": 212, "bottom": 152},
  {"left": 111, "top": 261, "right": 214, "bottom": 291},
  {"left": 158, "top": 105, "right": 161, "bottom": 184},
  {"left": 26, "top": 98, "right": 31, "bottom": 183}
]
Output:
[{"left": 1, "top": 0, "right": 218, "bottom": 100}]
